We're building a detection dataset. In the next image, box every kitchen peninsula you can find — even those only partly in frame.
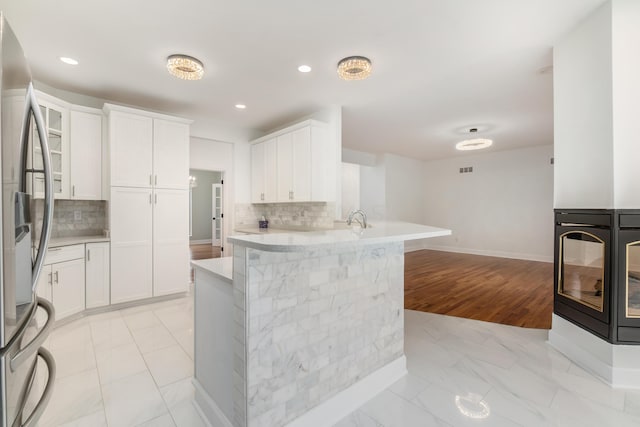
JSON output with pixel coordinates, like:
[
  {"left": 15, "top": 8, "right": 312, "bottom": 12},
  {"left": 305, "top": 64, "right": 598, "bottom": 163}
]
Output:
[{"left": 192, "top": 222, "right": 451, "bottom": 427}]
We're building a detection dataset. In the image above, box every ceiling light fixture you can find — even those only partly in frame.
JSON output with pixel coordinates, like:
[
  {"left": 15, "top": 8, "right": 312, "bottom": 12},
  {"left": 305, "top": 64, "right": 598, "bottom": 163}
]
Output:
[
  {"left": 167, "top": 54, "right": 204, "bottom": 80},
  {"left": 235, "top": 104, "right": 246, "bottom": 109},
  {"left": 456, "top": 128, "right": 493, "bottom": 151},
  {"left": 337, "top": 56, "right": 372, "bottom": 81},
  {"left": 59, "top": 57, "right": 79, "bottom": 65},
  {"left": 298, "top": 65, "right": 312, "bottom": 73}
]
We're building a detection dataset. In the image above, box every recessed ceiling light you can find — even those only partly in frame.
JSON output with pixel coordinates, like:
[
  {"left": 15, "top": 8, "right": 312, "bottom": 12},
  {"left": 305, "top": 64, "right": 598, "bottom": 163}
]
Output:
[
  {"left": 59, "top": 57, "right": 78, "bottom": 65},
  {"left": 298, "top": 65, "right": 312, "bottom": 73},
  {"left": 456, "top": 128, "right": 493, "bottom": 151},
  {"left": 235, "top": 104, "right": 246, "bottom": 109}
]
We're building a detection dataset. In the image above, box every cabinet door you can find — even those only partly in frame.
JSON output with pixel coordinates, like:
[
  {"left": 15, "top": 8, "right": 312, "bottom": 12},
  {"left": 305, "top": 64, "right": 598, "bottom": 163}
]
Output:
[
  {"left": 70, "top": 110, "right": 102, "bottom": 199},
  {"left": 264, "top": 139, "right": 277, "bottom": 203},
  {"left": 52, "top": 258, "right": 85, "bottom": 320},
  {"left": 153, "top": 189, "right": 189, "bottom": 296},
  {"left": 153, "top": 119, "right": 189, "bottom": 189},
  {"left": 250, "top": 142, "right": 265, "bottom": 203},
  {"left": 35, "top": 265, "right": 52, "bottom": 328},
  {"left": 276, "top": 133, "right": 293, "bottom": 202},
  {"left": 109, "top": 112, "right": 153, "bottom": 187},
  {"left": 86, "top": 242, "right": 110, "bottom": 309},
  {"left": 291, "top": 127, "right": 311, "bottom": 202},
  {"left": 110, "top": 187, "right": 153, "bottom": 303}
]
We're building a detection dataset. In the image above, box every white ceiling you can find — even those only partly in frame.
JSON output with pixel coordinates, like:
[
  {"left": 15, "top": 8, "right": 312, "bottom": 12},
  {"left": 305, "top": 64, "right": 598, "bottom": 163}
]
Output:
[{"left": 1, "top": 0, "right": 605, "bottom": 160}]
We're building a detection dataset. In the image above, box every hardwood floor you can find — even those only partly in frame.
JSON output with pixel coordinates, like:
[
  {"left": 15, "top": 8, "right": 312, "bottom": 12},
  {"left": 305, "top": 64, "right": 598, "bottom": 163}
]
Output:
[
  {"left": 405, "top": 250, "right": 554, "bottom": 329},
  {"left": 189, "top": 244, "right": 221, "bottom": 261}
]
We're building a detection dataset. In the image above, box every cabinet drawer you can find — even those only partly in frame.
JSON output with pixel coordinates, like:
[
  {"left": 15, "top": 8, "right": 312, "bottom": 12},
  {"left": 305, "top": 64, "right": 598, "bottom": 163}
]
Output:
[{"left": 45, "top": 244, "right": 85, "bottom": 265}]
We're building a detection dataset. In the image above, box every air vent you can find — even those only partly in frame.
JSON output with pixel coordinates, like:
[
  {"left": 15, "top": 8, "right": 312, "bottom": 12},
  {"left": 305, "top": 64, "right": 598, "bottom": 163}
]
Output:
[{"left": 459, "top": 167, "right": 473, "bottom": 174}]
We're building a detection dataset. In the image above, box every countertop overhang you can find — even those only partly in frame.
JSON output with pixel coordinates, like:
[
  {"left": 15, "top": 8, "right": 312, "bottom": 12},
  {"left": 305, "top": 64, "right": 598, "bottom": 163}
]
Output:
[
  {"left": 227, "top": 221, "right": 451, "bottom": 252},
  {"left": 191, "top": 257, "right": 233, "bottom": 283}
]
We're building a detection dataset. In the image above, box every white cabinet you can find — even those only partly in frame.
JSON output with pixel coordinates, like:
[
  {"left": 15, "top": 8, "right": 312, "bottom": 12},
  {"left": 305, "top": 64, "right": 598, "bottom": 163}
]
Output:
[
  {"left": 29, "top": 93, "right": 70, "bottom": 199},
  {"left": 153, "top": 189, "right": 189, "bottom": 296},
  {"left": 153, "top": 119, "right": 190, "bottom": 190},
  {"left": 110, "top": 187, "right": 153, "bottom": 304},
  {"left": 86, "top": 242, "right": 110, "bottom": 308},
  {"left": 250, "top": 120, "right": 331, "bottom": 203},
  {"left": 108, "top": 110, "right": 153, "bottom": 188},
  {"left": 70, "top": 108, "right": 103, "bottom": 200},
  {"left": 36, "top": 245, "right": 85, "bottom": 322},
  {"left": 250, "top": 138, "right": 277, "bottom": 203}
]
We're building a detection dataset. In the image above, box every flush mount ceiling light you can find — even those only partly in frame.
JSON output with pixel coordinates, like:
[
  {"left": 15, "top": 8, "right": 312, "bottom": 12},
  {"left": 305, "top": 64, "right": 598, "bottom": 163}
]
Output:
[
  {"left": 167, "top": 54, "right": 204, "bottom": 80},
  {"left": 298, "top": 65, "right": 312, "bottom": 73},
  {"left": 59, "top": 56, "right": 78, "bottom": 65},
  {"left": 337, "top": 56, "right": 372, "bottom": 81},
  {"left": 456, "top": 128, "right": 493, "bottom": 151},
  {"left": 235, "top": 104, "right": 246, "bottom": 109}
]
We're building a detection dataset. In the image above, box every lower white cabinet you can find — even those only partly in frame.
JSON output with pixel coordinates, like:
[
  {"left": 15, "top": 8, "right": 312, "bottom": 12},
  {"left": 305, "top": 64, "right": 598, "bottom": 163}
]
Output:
[
  {"left": 86, "top": 242, "right": 110, "bottom": 308},
  {"left": 110, "top": 187, "right": 153, "bottom": 304},
  {"left": 36, "top": 245, "right": 86, "bottom": 323},
  {"left": 153, "top": 189, "right": 189, "bottom": 296}
]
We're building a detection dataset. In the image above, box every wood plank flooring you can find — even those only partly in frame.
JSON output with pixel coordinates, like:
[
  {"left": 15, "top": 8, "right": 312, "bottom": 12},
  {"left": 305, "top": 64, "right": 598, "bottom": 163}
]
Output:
[
  {"left": 189, "top": 244, "right": 221, "bottom": 260},
  {"left": 405, "top": 250, "right": 554, "bottom": 329}
]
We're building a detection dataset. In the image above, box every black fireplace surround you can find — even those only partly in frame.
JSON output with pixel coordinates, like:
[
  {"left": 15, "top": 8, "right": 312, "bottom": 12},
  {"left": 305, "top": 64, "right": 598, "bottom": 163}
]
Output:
[{"left": 555, "top": 209, "right": 640, "bottom": 344}]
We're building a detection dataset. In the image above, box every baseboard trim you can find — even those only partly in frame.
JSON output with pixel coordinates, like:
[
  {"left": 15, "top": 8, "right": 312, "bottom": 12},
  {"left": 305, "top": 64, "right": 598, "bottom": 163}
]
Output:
[
  {"left": 193, "top": 379, "right": 232, "bottom": 427},
  {"left": 419, "top": 244, "right": 553, "bottom": 263},
  {"left": 548, "top": 314, "right": 640, "bottom": 389},
  {"left": 285, "top": 356, "right": 407, "bottom": 427},
  {"left": 190, "top": 239, "right": 213, "bottom": 245}
]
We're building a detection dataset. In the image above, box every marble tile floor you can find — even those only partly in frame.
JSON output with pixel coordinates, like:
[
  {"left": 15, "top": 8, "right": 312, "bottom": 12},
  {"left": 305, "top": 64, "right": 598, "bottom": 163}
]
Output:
[{"left": 34, "top": 291, "right": 640, "bottom": 427}]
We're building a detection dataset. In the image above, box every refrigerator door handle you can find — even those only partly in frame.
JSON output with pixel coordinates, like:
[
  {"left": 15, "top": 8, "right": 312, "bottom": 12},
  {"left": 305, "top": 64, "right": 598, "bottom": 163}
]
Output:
[
  {"left": 8, "top": 297, "right": 55, "bottom": 372},
  {"left": 12, "top": 347, "right": 56, "bottom": 427},
  {"left": 19, "top": 83, "right": 54, "bottom": 291}
]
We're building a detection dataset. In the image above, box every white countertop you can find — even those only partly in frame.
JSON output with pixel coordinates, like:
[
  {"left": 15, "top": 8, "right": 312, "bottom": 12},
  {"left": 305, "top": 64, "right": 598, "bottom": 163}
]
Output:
[
  {"left": 191, "top": 257, "right": 233, "bottom": 284},
  {"left": 48, "top": 235, "right": 110, "bottom": 248},
  {"left": 228, "top": 221, "right": 451, "bottom": 252},
  {"left": 234, "top": 226, "right": 298, "bottom": 235}
]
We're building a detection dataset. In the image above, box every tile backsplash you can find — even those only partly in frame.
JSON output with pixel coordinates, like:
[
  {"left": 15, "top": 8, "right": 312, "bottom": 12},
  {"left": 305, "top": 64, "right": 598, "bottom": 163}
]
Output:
[
  {"left": 33, "top": 199, "right": 107, "bottom": 239},
  {"left": 235, "top": 202, "right": 335, "bottom": 229}
]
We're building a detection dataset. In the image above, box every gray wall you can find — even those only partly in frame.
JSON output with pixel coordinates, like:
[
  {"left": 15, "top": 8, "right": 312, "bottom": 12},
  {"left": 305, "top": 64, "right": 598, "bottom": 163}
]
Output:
[{"left": 190, "top": 169, "right": 222, "bottom": 242}]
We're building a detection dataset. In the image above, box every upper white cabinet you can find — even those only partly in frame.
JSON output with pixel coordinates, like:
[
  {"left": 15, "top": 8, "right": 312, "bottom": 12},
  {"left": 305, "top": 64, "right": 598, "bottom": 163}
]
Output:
[
  {"left": 107, "top": 110, "right": 153, "bottom": 188},
  {"left": 250, "top": 138, "right": 277, "bottom": 203},
  {"left": 29, "top": 92, "right": 70, "bottom": 199},
  {"left": 70, "top": 107, "right": 103, "bottom": 200},
  {"left": 105, "top": 104, "right": 191, "bottom": 190},
  {"left": 153, "top": 119, "right": 190, "bottom": 189},
  {"left": 250, "top": 120, "right": 331, "bottom": 203}
]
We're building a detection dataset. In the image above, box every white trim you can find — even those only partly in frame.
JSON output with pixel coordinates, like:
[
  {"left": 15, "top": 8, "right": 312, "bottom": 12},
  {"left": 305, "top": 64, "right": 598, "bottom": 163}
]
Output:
[
  {"left": 285, "top": 356, "right": 407, "bottom": 427},
  {"left": 190, "top": 239, "right": 213, "bottom": 245},
  {"left": 193, "top": 379, "right": 232, "bottom": 427},
  {"left": 103, "top": 102, "right": 193, "bottom": 124},
  {"left": 249, "top": 119, "right": 327, "bottom": 145},
  {"left": 419, "top": 243, "right": 553, "bottom": 263},
  {"left": 548, "top": 314, "right": 640, "bottom": 389}
]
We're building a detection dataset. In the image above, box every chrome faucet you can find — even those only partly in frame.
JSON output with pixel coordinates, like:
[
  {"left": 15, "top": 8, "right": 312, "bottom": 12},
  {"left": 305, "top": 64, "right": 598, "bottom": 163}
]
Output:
[{"left": 347, "top": 209, "right": 367, "bottom": 228}]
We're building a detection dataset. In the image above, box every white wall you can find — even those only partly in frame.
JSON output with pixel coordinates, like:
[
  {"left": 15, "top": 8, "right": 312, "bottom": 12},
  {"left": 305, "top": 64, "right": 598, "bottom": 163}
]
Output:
[
  {"left": 612, "top": 0, "right": 640, "bottom": 208},
  {"left": 553, "top": 2, "right": 613, "bottom": 209},
  {"left": 422, "top": 145, "right": 554, "bottom": 262},
  {"left": 190, "top": 137, "right": 235, "bottom": 256},
  {"left": 384, "top": 154, "right": 425, "bottom": 224},
  {"left": 341, "top": 163, "right": 361, "bottom": 219},
  {"left": 359, "top": 160, "right": 386, "bottom": 221}
]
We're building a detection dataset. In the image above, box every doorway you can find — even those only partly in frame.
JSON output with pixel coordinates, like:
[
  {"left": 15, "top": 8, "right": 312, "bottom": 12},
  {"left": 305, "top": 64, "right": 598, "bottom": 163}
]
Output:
[{"left": 189, "top": 169, "right": 223, "bottom": 259}]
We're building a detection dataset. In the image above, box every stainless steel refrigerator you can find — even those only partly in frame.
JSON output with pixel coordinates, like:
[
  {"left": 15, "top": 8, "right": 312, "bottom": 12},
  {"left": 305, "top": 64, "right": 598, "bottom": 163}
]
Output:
[{"left": 0, "top": 12, "right": 56, "bottom": 427}]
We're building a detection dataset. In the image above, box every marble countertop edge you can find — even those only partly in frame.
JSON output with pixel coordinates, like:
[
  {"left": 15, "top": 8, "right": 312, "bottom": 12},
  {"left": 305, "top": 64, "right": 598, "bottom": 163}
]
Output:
[
  {"left": 191, "top": 257, "right": 233, "bottom": 283},
  {"left": 48, "top": 235, "right": 110, "bottom": 248},
  {"left": 228, "top": 221, "right": 451, "bottom": 252}
]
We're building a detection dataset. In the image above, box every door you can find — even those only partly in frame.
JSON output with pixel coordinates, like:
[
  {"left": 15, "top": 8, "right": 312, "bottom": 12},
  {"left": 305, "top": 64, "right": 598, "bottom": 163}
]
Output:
[
  {"left": 153, "top": 119, "right": 189, "bottom": 189},
  {"left": 291, "top": 127, "right": 311, "bottom": 201},
  {"left": 110, "top": 187, "right": 153, "bottom": 303},
  {"left": 70, "top": 109, "right": 102, "bottom": 199},
  {"left": 52, "top": 258, "right": 85, "bottom": 320},
  {"left": 212, "top": 184, "right": 223, "bottom": 246},
  {"left": 35, "top": 266, "right": 52, "bottom": 328},
  {"left": 86, "top": 242, "right": 110, "bottom": 309},
  {"left": 250, "top": 142, "right": 265, "bottom": 203},
  {"left": 153, "top": 189, "right": 189, "bottom": 296},
  {"left": 109, "top": 111, "right": 153, "bottom": 187},
  {"left": 276, "top": 132, "right": 293, "bottom": 202}
]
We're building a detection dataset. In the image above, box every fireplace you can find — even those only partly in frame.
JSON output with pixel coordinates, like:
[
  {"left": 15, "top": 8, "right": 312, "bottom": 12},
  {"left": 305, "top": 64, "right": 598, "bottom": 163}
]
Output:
[{"left": 554, "top": 209, "right": 640, "bottom": 344}]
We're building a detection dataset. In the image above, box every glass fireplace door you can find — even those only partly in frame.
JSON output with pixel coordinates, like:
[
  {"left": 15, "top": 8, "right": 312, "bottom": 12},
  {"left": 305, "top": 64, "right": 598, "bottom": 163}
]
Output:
[{"left": 558, "top": 231, "right": 605, "bottom": 312}]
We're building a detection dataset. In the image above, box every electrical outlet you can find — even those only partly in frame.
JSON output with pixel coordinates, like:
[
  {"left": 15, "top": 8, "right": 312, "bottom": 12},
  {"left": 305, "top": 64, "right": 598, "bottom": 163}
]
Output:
[{"left": 74, "top": 210, "right": 82, "bottom": 221}]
